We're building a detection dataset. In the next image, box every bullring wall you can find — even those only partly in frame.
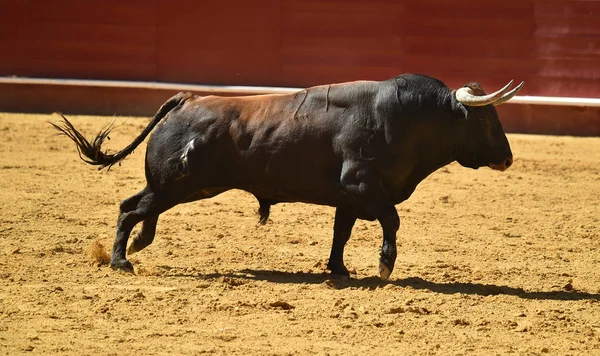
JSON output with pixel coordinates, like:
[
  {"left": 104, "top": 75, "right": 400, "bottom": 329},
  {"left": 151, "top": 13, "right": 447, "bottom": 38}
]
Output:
[{"left": 0, "top": 0, "right": 599, "bottom": 135}]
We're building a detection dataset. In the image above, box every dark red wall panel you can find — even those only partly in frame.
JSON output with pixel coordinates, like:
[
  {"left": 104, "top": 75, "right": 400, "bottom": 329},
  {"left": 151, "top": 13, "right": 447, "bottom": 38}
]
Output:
[
  {"left": 280, "top": 0, "right": 404, "bottom": 86},
  {"left": 27, "top": 0, "right": 157, "bottom": 25},
  {"left": 0, "top": 0, "right": 158, "bottom": 80},
  {"left": 156, "top": 0, "right": 281, "bottom": 85},
  {"left": 1, "top": 0, "right": 599, "bottom": 97},
  {"left": 0, "top": 0, "right": 29, "bottom": 74},
  {"left": 532, "top": 1, "right": 600, "bottom": 98}
]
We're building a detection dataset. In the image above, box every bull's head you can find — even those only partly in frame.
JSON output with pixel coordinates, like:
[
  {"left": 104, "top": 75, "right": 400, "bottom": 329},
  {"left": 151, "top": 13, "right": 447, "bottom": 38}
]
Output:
[{"left": 453, "top": 80, "right": 523, "bottom": 171}]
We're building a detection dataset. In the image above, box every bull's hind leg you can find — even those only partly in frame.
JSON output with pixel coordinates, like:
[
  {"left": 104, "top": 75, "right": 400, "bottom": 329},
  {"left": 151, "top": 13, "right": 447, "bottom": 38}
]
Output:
[
  {"left": 127, "top": 216, "right": 158, "bottom": 255},
  {"left": 117, "top": 187, "right": 159, "bottom": 255},
  {"left": 119, "top": 188, "right": 147, "bottom": 215},
  {"left": 110, "top": 188, "right": 173, "bottom": 272}
]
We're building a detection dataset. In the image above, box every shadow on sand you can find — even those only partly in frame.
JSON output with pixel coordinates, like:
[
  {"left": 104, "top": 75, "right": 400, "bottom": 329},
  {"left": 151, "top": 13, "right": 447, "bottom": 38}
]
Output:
[{"left": 160, "top": 267, "right": 600, "bottom": 302}]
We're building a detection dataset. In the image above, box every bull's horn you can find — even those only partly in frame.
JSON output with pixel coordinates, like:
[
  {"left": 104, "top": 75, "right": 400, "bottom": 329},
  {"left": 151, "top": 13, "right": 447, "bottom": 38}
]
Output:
[
  {"left": 455, "top": 80, "right": 514, "bottom": 107},
  {"left": 493, "top": 81, "right": 524, "bottom": 106}
]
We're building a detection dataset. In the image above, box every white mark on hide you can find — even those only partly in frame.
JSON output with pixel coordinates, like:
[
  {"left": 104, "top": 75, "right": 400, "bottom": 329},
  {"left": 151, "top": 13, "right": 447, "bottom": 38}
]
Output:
[{"left": 179, "top": 138, "right": 195, "bottom": 175}]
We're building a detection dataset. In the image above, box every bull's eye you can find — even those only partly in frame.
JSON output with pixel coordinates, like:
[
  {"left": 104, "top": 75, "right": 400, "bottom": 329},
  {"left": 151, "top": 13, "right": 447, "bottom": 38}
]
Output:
[{"left": 478, "top": 117, "right": 487, "bottom": 124}]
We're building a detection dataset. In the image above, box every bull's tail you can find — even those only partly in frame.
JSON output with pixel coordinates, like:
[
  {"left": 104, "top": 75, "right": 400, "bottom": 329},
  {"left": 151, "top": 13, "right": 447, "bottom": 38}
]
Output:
[{"left": 51, "top": 92, "right": 193, "bottom": 170}]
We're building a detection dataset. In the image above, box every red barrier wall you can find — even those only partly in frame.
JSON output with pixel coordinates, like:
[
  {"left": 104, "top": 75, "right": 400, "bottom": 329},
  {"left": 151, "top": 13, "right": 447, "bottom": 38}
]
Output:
[{"left": 1, "top": 0, "right": 599, "bottom": 97}]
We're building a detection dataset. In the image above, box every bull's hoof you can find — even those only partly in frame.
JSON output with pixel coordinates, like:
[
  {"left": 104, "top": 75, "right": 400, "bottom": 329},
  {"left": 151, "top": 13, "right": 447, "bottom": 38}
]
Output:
[
  {"left": 378, "top": 262, "right": 392, "bottom": 280},
  {"left": 110, "top": 259, "right": 134, "bottom": 273},
  {"left": 329, "top": 273, "right": 351, "bottom": 282},
  {"left": 327, "top": 262, "right": 350, "bottom": 278}
]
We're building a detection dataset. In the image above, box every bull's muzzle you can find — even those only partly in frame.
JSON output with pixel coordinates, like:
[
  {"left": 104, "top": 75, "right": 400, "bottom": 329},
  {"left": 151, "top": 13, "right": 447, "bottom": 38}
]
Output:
[{"left": 489, "top": 157, "right": 513, "bottom": 171}]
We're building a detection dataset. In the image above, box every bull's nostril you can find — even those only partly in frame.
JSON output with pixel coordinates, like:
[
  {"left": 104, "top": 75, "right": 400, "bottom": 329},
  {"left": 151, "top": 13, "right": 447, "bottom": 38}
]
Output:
[{"left": 504, "top": 157, "right": 513, "bottom": 168}]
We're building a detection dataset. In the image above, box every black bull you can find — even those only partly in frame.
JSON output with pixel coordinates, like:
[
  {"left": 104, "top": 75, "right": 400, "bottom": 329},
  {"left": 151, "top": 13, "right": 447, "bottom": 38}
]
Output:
[{"left": 53, "top": 74, "right": 523, "bottom": 279}]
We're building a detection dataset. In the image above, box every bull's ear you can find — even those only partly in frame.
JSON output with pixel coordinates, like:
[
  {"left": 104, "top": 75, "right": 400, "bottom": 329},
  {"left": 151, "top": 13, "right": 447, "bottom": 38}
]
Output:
[{"left": 451, "top": 98, "right": 469, "bottom": 120}]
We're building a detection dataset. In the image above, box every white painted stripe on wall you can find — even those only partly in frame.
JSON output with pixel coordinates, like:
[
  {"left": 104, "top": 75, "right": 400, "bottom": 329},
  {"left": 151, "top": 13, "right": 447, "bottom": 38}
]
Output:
[{"left": 2, "top": 77, "right": 600, "bottom": 107}]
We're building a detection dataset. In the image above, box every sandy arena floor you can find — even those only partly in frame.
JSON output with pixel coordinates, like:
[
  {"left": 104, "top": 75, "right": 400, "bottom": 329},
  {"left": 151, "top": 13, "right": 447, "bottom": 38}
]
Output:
[{"left": 0, "top": 112, "right": 599, "bottom": 355}]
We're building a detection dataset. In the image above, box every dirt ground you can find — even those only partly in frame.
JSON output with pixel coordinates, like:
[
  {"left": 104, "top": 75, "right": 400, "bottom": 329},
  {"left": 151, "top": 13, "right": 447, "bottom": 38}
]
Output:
[{"left": 0, "top": 112, "right": 599, "bottom": 355}]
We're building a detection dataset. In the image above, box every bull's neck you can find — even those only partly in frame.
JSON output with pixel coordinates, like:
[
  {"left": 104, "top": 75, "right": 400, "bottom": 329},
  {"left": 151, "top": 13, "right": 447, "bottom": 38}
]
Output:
[
  {"left": 386, "top": 122, "right": 465, "bottom": 204},
  {"left": 414, "top": 120, "right": 465, "bottom": 173}
]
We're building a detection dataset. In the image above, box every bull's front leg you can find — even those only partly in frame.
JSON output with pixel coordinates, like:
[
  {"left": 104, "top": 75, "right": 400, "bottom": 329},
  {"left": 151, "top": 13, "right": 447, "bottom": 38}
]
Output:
[
  {"left": 377, "top": 206, "right": 399, "bottom": 280},
  {"left": 327, "top": 207, "right": 357, "bottom": 276},
  {"left": 340, "top": 160, "right": 399, "bottom": 280}
]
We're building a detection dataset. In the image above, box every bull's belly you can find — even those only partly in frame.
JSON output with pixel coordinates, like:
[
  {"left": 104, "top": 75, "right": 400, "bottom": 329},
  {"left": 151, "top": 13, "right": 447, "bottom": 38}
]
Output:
[
  {"left": 239, "top": 183, "right": 376, "bottom": 221},
  {"left": 159, "top": 150, "right": 378, "bottom": 220},
  {"left": 239, "top": 182, "right": 344, "bottom": 206},
  {"left": 220, "top": 147, "right": 344, "bottom": 205},
  {"left": 170, "top": 150, "right": 343, "bottom": 206}
]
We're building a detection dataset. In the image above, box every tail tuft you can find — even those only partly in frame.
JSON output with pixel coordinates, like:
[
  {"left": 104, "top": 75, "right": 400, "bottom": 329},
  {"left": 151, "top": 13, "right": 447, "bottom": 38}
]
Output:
[
  {"left": 51, "top": 91, "right": 194, "bottom": 171},
  {"left": 50, "top": 113, "right": 117, "bottom": 169}
]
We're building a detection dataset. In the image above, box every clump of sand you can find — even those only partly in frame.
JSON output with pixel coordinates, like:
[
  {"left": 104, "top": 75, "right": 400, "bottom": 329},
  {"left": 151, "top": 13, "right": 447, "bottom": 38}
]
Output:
[{"left": 87, "top": 239, "right": 110, "bottom": 266}]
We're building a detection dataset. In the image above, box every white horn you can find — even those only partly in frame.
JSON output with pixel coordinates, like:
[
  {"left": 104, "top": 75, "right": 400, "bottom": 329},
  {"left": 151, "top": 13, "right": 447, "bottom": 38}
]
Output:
[
  {"left": 493, "top": 81, "right": 524, "bottom": 106},
  {"left": 455, "top": 80, "right": 514, "bottom": 107}
]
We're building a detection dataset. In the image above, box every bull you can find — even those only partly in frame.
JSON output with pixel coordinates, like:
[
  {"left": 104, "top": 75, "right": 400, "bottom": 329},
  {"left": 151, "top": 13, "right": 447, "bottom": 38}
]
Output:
[{"left": 53, "top": 74, "right": 522, "bottom": 279}]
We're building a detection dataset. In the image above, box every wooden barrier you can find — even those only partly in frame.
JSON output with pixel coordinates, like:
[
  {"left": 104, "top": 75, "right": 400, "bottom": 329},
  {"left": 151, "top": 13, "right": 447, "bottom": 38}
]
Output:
[{"left": 0, "top": 78, "right": 598, "bottom": 136}]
